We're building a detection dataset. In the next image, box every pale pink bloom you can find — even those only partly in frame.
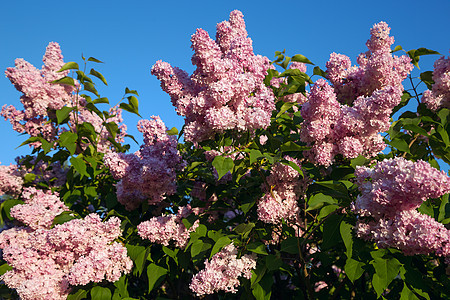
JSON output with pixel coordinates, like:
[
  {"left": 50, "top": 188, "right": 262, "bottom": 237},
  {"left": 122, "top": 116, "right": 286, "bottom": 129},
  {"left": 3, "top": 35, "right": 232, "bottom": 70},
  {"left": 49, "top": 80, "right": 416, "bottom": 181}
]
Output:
[
  {"left": 421, "top": 54, "right": 450, "bottom": 110},
  {"left": 189, "top": 243, "right": 257, "bottom": 296}
]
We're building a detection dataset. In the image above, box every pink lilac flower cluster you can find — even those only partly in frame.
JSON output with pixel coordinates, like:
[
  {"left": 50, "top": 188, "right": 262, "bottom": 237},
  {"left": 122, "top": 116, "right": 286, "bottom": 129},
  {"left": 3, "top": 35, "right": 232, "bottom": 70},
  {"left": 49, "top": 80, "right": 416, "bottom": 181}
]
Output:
[
  {"left": 137, "top": 205, "right": 199, "bottom": 248},
  {"left": 353, "top": 157, "right": 450, "bottom": 258},
  {"left": 0, "top": 163, "right": 23, "bottom": 196},
  {"left": 189, "top": 243, "right": 257, "bottom": 296},
  {"left": 0, "top": 207, "right": 132, "bottom": 299},
  {"left": 104, "top": 116, "right": 183, "bottom": 210},
  {"left": 326, "top": 22, "right": 413, "bottom": 105},
  {"left": 422, "top": 54, "right": 450, "bottom": 110},
  {"left": 1, "top": 42, "right": 76, "bottom": 144},
  {"left": 257, "top": 156, "right": 307, "bottom": 225},
  {"left": 301, "top": 22, "right": 413, "bottom": 166},
  {"left": 10, "top": 187, "right": 68, "bottom": 230},
  {"left": 151, "top": 10, "right": 275, "bottom": 143}
]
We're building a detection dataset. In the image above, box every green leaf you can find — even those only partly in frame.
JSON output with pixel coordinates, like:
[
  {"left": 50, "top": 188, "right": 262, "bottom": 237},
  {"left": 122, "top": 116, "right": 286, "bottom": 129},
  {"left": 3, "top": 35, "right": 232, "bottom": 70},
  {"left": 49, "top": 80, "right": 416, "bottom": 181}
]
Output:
[
  {"left": 87, "top": 57, "right": 104, "bottom": 63},
  {"left": 420, "top": 71, "right": 434, "bottom": 90},
  {"left": 344, "top": 258, "right": 365, "bottom": 283},
  {"left": 252, "top": 273, "right": 273, "bottom": 300},
  {"left": 52, "top": 211, "right": 78, "bottom": 226},
  {"left": 167, "top": 127, "right": 178, "bottom": 136},
  {"left": 436, "top": 126, "right": 450, "bottom": 146},
  {"left": 350, "top": 155, "right": 367, "bottom": 169},
  {"left": 1, "top": 199, "right": 24, "bottom": 220},
  {"left": 249, "top": 149, "right": 264, "bottom": 164},
  {"left": 90, "top": 286, "right": 112, "bottom": 300},
  {"left": 67, "top": 289, "right": 88, "bottom": 300},
  {"left": 125, "top": 87, "right": 139, "bottom": 96},
  {"left": 340, "top": 221, "right": 353, "bottom": 258},
  {"left": 371, "top": 256, "right": 402, "bottom": 297},
  {"left": 265, "top": 255, "right": 282, "bottom": 271},
  {"left": 281, "top": 141, "right": 308, "bottom": 152},
  {"left": 438, "top": 194, "right": 449, "bottom": 222},
  {"left": 402, "top": 124, "right": 429, "bottom": 136},
  {"left": 307, "top": 193, "right": 336, "bottom": 211},
  {"left": 313, "top": 66, "right": 327, "bottom": 78},
  {"left": 70, "top": 156, "right": 89, "bottom": 178},
  {"left": 126, "top": 244, "right": 148, "bottom": 276},
  {"left": 400, "top": 283, "right": 420, "bottom": 300},
  {"left": 291, "top": 54, "right": 314, "bottom": 65},
  {"left": 93, "top": 97, "right": 109, "bottom": 104},
  {"left": 83, "top": 81, "right": 99, "bottom": 97},
  {"left": 58, "top": 62, "right": 79, "bottom": 72},
  {"left": 23, "top": 173, "right": 36, "bottom": 183},
  {"left": 147, "top": 264, "right": 168, "bottom": 292},
  {"left": 59, "top": 131, "right": 78, "bottom": 155},
  {"left": 389, "top": 138, "right": 410, "bottom": 153},
  {"left": 322, "top": 215, "right": 344, "bottom": 249},
  {"left": 191, "top": 239, "right": 212, "bottom": 257},
  {"left": 247, "top": 242, "right": 268, "bottom": 255},
  {"left": 212, "top": 156, "right": 234, "bottom": 180},
  {"left": 210, "top": 237, "right": 232, "bottom": 258},
  {"left": 0, "top": 263, "right": 12, "bottom": 276},
  {"left": 114, "top": 274, "right": 129, "bottom": 298},
  {"left": 52, "top": 76, "right": 75, "bottom": 86},
  {"left": 276, "top": 102, "right": 295, "bottom": 118},
  {"left": 392, "top": 45, "right": 403, "bottom": 53},
  {"left": 234, "top": 222, "right": 255, "bottom": 239},
  {"left": 280, "top": 237, "right": 299, "bottom": 254},
  {"left": 90, "top": 69, "right": 108, "bottom": 85}
]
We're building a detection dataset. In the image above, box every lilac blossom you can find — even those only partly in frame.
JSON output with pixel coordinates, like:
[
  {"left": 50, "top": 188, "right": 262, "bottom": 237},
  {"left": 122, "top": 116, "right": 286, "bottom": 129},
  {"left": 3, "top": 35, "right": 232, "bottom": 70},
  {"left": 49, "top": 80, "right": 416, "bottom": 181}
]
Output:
[
  {"left": 137, "top": 205, "right": 199, "bottom": 248},
  {"left": 353, "top": 157, "right": 450, "bottom": 259},
  {"left": 189, "top": 243, "right": 257, "bottom": 296},
  {"left": 152, "top": 10, "right": 275, "bottom": 143},
  {"left": 422, "top": 54, "right": 450, "bottom": 110},
  {"left": 104, "top": 116, "right": 184, "bottom": 210}
]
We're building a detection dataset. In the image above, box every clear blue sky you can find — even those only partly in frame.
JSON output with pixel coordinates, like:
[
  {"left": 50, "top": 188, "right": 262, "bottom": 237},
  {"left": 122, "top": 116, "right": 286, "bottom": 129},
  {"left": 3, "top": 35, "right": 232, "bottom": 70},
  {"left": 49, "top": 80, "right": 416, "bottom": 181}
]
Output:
[{"left": 1, "top": 0, "right": 449, "bottom": 166}]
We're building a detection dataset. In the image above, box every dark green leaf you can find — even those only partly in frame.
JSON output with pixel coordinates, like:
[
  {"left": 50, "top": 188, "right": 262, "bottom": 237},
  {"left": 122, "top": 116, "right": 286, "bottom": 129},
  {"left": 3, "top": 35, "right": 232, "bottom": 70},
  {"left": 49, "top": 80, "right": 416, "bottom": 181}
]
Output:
[
  {"left": 247, "top": 242, "right": 268, "bottom": 255},
  {"left": 313, "top": 66, "right": 327, "bottom": 77},
  {"left": 371, "top": 256, "right": 402, "bottom": 297},
  {"left": 52, "top": 76, "right": 75, "bottom": 86},
  {"left": 210, "top": 237, "right": 232, "bottom": 258},
  {"left": 0, "top": 263, "right": 12, "bottom": 276},
  {"left": 90, "top": 286, "right": 112, "bottom": 300},
  {"left": 276, "top": 102, "right": 295, "bottom": 118},
  {"left": 281, "top": 141, "right": 308, "bottom": 152},
  {"left": 340, "top": 221, "right": 353, "bottom": 258},
  {"left": 59, "top": 131, "right": 78, "bottom": 155},
  {"left": 70, "top": 156, "right": 89, "bottom": 178},
  {"left": 234, "top": 222, "right": 255, "bottom": 238},
  {"left": 252, "top": 273, "right": 273, "bottom": 300},
  {"left": 392, "top": 45, "right": 403, "bottom": 53},
  {"left": 291, "top": 54, "right": 314, "bottom": 65},
  {"left": 389, "top": 138, "right": 410, "bottom": 153},
  {"left": 345, "top": 258, "right": 365, "bottom": 283},
  {"left": 307, "top": 193, "right": 336, "bottom": 211},
  {"left": 212, "top": 156, "right": 233, "bottom": 180},
  {"left": 58, "top": 62, "right": 79, "bottom": 72},
  {"left": 265, "top": 255, "right": 282, "bottom": 271},
  {"left": 280, "top": 237, "right": 299, "bottom": 254},
  {"left": 52, "top": 211, "right": 78, "bottom": 226},
  {"left": 126, "top": 244, "right": 148, "bottom": 276},
  {"left": 90, "top": 69, "right": 108, "bottom": 85},
  {"left": 420, "top": 71, "right": 434, "bottom": 90},
  {"left": 83, "top": 81, "right": 99, "bottom": 97},
  {"left": 167, "top": 127, "right": 178, "bottom": 136},
  {"left": 93, "top": 97, "right": 109, "bottom": 104},
  {"left": 249, "top": 149, "right": 264, "bottom": 164},
  {"left": 322, "top": 215, "right": 344, "bottom": 249},
  {"left": 125, "top": 87, "right": 139, "bottom": 96},
  {"left": 87, "top": 57, "right": 104, "bottom": 63},
  {"left": 67, "top": 289, "right": 88, "bottom": 300},
  {"left": 147, "top": 264, "right": 168, "bottom": 292}
]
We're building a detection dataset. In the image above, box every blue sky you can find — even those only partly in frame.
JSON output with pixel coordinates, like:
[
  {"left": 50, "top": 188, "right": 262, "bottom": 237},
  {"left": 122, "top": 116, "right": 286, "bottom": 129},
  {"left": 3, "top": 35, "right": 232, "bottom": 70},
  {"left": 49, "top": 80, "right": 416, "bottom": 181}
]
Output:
[{"left": 1, "top": 0, "right": 449, "bottom": 166}]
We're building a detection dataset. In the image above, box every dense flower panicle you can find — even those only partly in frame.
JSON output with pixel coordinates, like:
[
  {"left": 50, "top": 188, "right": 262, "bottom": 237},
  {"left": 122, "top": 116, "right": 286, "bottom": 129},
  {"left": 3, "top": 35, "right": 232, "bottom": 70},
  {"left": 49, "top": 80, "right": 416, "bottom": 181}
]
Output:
[
  {"left": 301, "top": 73, "right": 403, "bottom": 166},
  {"left": 1, "top": 42, "right": 76, "bottom": 143},
  {"left": 104, "top": 116, "right": 183, "bottom": 210},
  {"left": 422, "top": 54, "right": 450, "bottom": 110},
  {"left": 325, "top": 22, "right": 412, "bottom": 104},
  {"left": 0, "top": 206, "right": 132, "bottom": 300},
  {"left": 301, "top": 22, "right": 413, "bottom": 166},
  {"left": 0, "top": 163, "right": 24, "bottom": 196},
  {"left": 10, "top": 187, "right": 69, "bottom": 230},
  {"left": 257, "top": 157, "right": 308, "bottom": 225},
  {"left": 353, "top": 157, "right": 450, "bottom": 259},
  {"left": 151, "top": 10, "right": 275, "bottom": 143},
  {"left": 189, "top": 243, "right": 257, "bottom": 296},
  {"left": 137, "top": 205, "right": 199, "bottom": 248},
  {"left": 353, "top": 157, "right": 450, "bottom": 218},
  {"left": 356, "top": 210, "right": 450, "bottom": 257}
]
